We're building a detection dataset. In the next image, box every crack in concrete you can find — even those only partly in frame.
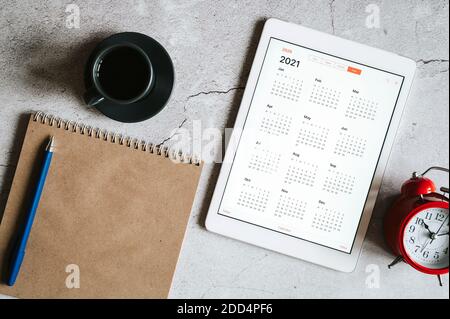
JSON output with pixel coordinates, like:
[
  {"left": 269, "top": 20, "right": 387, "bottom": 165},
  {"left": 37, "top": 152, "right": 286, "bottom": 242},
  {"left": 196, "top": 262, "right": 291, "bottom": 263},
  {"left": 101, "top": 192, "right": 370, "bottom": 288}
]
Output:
[
  {"left": 416, "top": 59, "right": 449, "bottom": 65},
  {"left": 329, "top": 0, "right": 336, "bottom": 34},
  {"left": 157, "top": 118, "right": 188, "bottom": 147},
  {"left": 184, "top": 86, "right": 245, "bottom": 112},
  {"left": 160, "top": 85, "right": 246, "bottom": 146},
  {"left": 416, "top": 59, "right": 449, "bottom": 73},
  {"left": 186, "top": 86, "right": 245, "bottom": 101}
]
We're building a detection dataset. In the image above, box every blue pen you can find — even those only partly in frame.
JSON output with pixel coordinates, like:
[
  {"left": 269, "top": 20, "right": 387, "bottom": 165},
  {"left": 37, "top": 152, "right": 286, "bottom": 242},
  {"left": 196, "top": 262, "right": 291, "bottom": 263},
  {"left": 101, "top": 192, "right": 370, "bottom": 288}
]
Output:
[{"left": 7, "top": 136, "right": 55, "bottom": 286}]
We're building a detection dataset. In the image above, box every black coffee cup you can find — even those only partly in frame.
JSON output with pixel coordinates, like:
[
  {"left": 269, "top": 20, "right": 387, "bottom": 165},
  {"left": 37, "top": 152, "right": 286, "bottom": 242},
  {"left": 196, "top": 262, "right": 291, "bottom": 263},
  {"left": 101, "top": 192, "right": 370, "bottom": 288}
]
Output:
[
  {"left": 84, "top": 32, "right": 174, "bottom": 123},
  {"left": 84, "top": 43, "right": 155, "bottom": 106}
]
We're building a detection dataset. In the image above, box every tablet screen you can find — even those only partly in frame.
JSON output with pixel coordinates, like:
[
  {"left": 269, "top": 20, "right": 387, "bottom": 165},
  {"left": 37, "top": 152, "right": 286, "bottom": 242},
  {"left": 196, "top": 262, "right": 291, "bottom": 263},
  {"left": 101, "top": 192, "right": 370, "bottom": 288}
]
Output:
[{"left": 218, "top": 37, "right": 404, "bottom": 253}]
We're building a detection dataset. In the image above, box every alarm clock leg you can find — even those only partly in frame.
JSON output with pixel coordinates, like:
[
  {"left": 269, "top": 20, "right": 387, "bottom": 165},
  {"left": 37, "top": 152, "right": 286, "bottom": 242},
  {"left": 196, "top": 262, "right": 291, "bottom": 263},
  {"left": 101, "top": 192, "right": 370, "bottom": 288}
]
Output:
[
  {"left": 437, "top": 275, "right": 443, "bottom": 287},
  {"left": 387, "top": 256, "right": 404, "bottom": 269}
]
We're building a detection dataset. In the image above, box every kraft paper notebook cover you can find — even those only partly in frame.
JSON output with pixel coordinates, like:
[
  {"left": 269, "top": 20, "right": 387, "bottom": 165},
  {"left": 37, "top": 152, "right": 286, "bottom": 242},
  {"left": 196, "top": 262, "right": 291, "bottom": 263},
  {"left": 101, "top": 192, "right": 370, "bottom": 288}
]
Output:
[{"left": 0, "top": 112, "right": 203, "bottom": 298}]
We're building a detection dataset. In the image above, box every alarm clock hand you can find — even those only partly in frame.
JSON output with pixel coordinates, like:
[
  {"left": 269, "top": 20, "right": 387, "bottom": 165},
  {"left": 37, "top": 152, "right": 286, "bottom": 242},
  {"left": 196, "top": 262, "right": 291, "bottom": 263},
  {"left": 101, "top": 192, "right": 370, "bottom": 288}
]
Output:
[
  {"left": 420, "top": 238, "right": 431, "bottom": 253},
  {"left": 431, "top": 215, "right": 449, "bottom": 244},
  {"left": 437, "top": 232, "right": 449, "bottom": 236},
  {"left": 422, "top": 222, "right": 434, "bottom": 236},
  {"left": 420, "top": 221, "right": 437, "bottom": 252}
]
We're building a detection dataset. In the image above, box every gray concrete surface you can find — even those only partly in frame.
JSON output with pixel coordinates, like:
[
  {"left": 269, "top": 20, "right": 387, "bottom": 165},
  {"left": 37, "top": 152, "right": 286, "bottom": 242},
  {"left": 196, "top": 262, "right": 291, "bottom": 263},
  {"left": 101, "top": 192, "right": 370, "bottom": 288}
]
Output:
[{"left": 0, "top": 0, "right": 448, "bottom": 298}]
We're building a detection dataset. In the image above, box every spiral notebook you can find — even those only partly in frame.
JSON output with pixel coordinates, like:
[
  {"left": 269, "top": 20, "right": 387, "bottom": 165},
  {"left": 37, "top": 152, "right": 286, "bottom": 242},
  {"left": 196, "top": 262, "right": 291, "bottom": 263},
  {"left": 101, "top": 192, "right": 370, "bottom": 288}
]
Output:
[{"left": 0, "top": 112, "right": 203, "bottom": 298}]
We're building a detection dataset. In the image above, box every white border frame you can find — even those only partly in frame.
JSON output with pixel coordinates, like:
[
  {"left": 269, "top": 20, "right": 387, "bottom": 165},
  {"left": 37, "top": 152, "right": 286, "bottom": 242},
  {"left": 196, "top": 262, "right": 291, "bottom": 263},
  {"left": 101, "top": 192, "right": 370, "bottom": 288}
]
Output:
[{"left": 206, "top": 18, "right": 416, "bottom": 272}]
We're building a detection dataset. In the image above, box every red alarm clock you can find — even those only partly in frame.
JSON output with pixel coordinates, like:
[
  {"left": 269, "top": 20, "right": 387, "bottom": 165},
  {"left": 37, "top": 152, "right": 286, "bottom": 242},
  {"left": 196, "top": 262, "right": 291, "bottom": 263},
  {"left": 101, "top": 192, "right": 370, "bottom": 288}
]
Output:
[{"left": 384, "top": 166, "right": 449, "bottom": 286}]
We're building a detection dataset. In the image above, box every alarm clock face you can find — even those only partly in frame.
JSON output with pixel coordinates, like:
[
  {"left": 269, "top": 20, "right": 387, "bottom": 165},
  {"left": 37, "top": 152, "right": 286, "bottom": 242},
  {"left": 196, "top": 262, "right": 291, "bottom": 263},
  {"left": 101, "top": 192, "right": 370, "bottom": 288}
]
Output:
[{"left": 403, "top": 207, "right": 449, "bottom": 270}]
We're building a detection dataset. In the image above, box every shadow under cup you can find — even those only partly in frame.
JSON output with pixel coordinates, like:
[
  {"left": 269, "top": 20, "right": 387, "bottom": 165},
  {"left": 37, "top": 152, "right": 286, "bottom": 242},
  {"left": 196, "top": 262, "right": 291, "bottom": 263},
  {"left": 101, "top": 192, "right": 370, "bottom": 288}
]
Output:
[{"left": 84, "top": 44, "right": 154, "bottom": 106}]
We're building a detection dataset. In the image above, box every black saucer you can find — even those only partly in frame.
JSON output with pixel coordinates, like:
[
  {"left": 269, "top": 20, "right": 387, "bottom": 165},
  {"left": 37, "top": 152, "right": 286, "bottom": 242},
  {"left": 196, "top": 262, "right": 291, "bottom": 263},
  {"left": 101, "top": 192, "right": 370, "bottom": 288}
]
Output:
[{"left": 84, "top": 32, "right": 174, "bottom": 123}]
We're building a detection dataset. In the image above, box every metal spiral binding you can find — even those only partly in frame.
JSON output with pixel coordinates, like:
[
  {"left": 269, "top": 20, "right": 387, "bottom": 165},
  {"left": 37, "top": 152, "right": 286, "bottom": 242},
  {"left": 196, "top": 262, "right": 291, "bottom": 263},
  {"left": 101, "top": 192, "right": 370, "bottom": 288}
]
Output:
[{"left": 32, "top": 112, "right": 200, "bottom": 166}]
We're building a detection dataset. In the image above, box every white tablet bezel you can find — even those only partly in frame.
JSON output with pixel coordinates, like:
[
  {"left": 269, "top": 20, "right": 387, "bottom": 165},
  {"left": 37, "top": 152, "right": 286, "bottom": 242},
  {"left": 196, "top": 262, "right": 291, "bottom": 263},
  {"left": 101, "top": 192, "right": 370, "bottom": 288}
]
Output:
[{"left": 205, "top": 18, "right": 416, "bottom": 272}]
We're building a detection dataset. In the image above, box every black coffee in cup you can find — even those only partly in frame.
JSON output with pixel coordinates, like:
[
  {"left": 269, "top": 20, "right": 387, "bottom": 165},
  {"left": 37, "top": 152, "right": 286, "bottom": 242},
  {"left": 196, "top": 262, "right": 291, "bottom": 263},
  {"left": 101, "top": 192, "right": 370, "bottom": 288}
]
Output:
[
  {"left": 98, "top": 46, "right": 151, "bottom": 101},
  {"left": 83, "top": 32, "right": 174, "bottom": 123},
  {"left": 84, "top": 43, "right": 154, "bottom": 106}
]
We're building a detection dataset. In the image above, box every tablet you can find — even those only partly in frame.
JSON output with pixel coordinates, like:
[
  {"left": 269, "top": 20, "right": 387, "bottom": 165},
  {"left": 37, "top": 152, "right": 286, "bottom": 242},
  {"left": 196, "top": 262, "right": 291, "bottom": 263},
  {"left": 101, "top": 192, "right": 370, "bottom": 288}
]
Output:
[{"left": 205, "top": 18, "right": 416, "bottom": 272}]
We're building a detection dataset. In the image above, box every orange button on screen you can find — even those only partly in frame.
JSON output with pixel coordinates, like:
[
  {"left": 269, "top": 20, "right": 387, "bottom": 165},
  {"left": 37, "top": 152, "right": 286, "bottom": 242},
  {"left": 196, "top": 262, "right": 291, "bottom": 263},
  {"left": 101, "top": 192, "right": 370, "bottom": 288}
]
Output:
[{"left": 347, "top": 66, "right": 362, "bottom": 75}]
